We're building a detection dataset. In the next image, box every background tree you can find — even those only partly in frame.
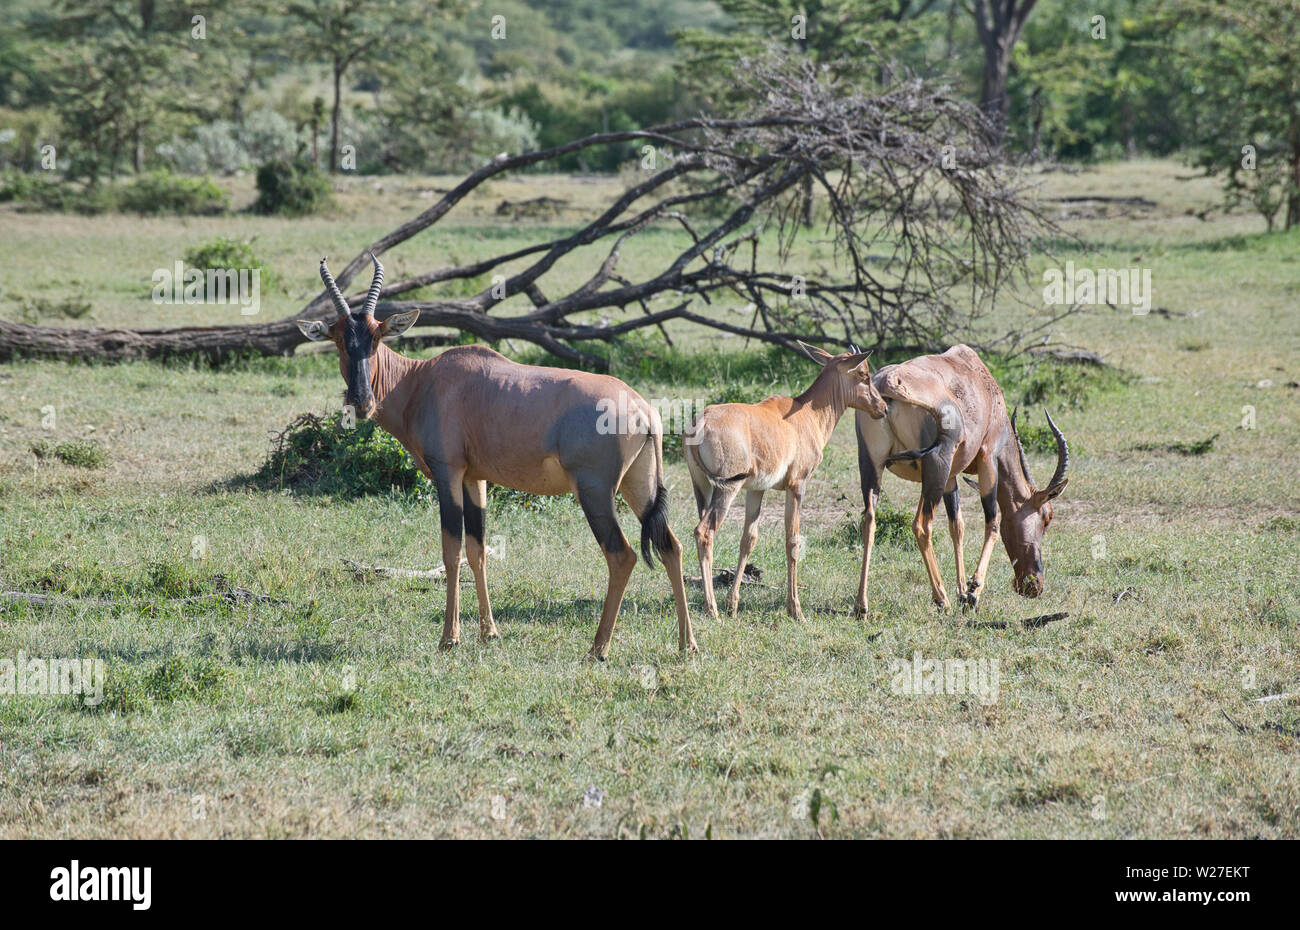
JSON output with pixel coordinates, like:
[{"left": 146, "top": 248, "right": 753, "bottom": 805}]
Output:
[
  {"left": 1159, "top": 0, "right": 1300, "bottom": 229},
  {"left": 30, "top": 0, "right": 235, "bottom": 181},
  {"left": 281, "top": 0, "right": 440, "bottom": 173},
  {"left": 970, "top": 0, "right": 1039, "bottom": 147},
  {"left": 676, "top": 0, "right": 944, "bottom": 224}
]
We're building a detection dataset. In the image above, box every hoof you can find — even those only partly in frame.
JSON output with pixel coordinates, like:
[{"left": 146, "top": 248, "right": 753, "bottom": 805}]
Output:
[
  {"left": 584, "top": 650, "right": 608, "bottom": 663},
  {"left": 853, "top": 602, "right": 867, "bottom": 620},
  {"left": 439, "top": 638, "right": 460, "bottom": 651},
  {"left": 681, "top": 639, "right": 699, "bottom": 654},
  {"left": 480, "top": 628, "right": 500, "bottom": 642}
]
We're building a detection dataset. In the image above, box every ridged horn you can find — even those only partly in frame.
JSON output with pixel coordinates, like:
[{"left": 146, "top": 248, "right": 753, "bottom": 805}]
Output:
[
  {"left": 1009, "top": 407, "right": 1034, "bottom": 486},
  {"left": 319, "top": 257, "right": 350, "bottom": 316},
  {"left": 1043, "top": 408, "right": 1069, "bottom": 492},
  {"left": 362, "top": 252, "right": 384, "bottom": 316}
]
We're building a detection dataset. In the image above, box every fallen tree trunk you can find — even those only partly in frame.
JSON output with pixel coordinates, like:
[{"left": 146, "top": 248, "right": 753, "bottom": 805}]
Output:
[{"left": 0, "top": 318, "right": 303, "bottom": 363}]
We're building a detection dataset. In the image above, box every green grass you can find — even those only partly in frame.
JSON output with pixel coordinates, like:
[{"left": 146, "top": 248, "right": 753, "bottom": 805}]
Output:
[{"left": 1, "top": 161, "right": 1298, "bottom": 838}]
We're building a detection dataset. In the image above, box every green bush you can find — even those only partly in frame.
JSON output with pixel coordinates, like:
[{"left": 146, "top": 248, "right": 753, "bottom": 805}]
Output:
[
  {"left": 254, "top": 157, "right": 332, "bottom": 216},
  {"left": 16, "top": 295, "right": 93, "bottom": 323},
  {"left": 834, "top": 501, "right": 913, "bottom": 550},
  {"left": 252, "top": 410, "right": 556, "bottom": 511},
  {"left": 183, "top": 236, "right": 278, "bottom": 289},
  {"left": 0, "top": 169, "right": 59, "bottom": 203},
  {"left": 255, "top": 411, "right": 429, "bottom": 500},
  {"left": 0, "top": 172, "right": 116, "bottom": 214},
  {"left": 117, "top": 169, "right": 227, "bottom": 216},
  {"left": 31, "top": 438, "right": 108, "bottom": 469},
  {"left": 1, "top": 169, "right": 226, "bottom": 215}
]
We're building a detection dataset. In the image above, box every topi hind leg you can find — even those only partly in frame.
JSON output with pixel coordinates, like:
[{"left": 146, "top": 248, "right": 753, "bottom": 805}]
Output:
[
  {"left": 619, "top": 463, "right": 696, "bottom": 654},
  {"left": 463, "top": 478, "right": 499, "bottom": 641},
  {"left": 577, "top": 483, "right": 636, "bottom": 661},
  {"left": 693, "top": 481, "right": 741, "bottom": 620},
  {"left": 784, "top": 483, "right": 806, "bottom": 622},
  {"left": 966, "top": 460, "right": 999, "bottom": 609},
  {"left": 433, "top": 462, "right": 466, "bottom": 649},
  {"left": 854, "top": 453, "right": 882, "bottom": 619},
  {"left": 727, "top": 490, "right": 763, "bottom": 616}
]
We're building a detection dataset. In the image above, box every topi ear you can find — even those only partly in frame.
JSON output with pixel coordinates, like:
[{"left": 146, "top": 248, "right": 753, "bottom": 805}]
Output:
[
  {"left": 849, "top": 352, "right": 873, "bottom": 378},
  {"left": 296, "top": 319, "right": 330, "bottom": 342},
  {"left": 378, "top": 309, "right": 420, "bottom": 339},
  {"left": 796, "top": 340, "right": 835, "bottom": 366},
  {"left": 1028, "top": 478, "right": 1068, "bottom": 510}
]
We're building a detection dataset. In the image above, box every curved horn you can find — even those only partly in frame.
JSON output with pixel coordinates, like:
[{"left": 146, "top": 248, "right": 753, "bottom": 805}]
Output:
[
  {"left": 1042, "top": 408, "right": 1069, "bottom": 491},
  {"left": 362, "top": 251, "right": 384, "bottom": 316},
  {"left": 319, "top": 257, "right": 350, "bottom": 317},
  {"left": 1009, "top": 407, "right": 1034, "bottom": 485}
]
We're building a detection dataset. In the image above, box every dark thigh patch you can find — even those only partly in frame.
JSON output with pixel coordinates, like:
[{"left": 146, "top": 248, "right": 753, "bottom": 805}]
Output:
[
  {"left": 943, "top": 487, "right": 959, "bottom": 520},
  {"left": 462, "top": 485, "right": 485, "bottom": 543},
  {"left": 981, "top": 491, "right": 997, "bottom": 523},
  {"left": 436, "top": 485, "right": 463, "bottom": 540}
]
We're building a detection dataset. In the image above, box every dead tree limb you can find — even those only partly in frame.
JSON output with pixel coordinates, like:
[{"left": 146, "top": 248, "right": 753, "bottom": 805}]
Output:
[{"left": 1, "top": 46, "right": 1058, "bottom": 369}]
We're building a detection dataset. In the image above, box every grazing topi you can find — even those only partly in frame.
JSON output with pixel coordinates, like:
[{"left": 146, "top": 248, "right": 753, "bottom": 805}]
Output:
[{"left": 853, "top": 345, "right": 1069, "bottom": 615}]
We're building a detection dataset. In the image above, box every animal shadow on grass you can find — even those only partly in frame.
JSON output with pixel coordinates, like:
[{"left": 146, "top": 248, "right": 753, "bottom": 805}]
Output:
[{"left": 492, "top": 596, "right": 605, "bottom": 629}]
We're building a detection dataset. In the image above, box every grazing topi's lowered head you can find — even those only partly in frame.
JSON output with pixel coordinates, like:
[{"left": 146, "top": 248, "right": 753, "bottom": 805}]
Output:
[
  {"left": 1001, "top": 408, "right": 1070, "bottom": 598},
  {"left": 296, "top": 254, "right": 419, "bottom": 419}
]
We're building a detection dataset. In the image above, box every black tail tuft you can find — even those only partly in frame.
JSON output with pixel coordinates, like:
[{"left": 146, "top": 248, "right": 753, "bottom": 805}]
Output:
[
  {"left": 884, "top": 436, "right": 943, "bottom": 467},
  {"left": 639, "top": 484, "right": 674, "bottom": 568}
]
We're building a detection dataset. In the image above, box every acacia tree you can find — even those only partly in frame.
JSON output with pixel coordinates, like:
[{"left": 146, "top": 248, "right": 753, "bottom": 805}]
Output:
[
  {"left": 675, "top": 0, "right": 942, "bottom": 223},
  {"left": 0, "top": 48, "right": 1059, "bottom": 366},
  {"left": 34, "top": 0, "right": 235, "bottom": 180},
  {"left": 281, "top": 0, "right": 442, "bottom": 173},
  {"left": 970, "top": 0, "right": 1039, "bottom": 147},
  {"left": 1159, "top": 0, "right": 1300, "bottom": 230}
]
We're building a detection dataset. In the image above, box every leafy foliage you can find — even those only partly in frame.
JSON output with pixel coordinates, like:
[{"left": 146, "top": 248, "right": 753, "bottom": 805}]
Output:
[
  {"left": 31, "top": 438, "right": 108, "bottom": 468},
  {"left": 254, "top": 411, "right": 429, "bottom": 500},
  {"left": 1158, "top": 0, "right": 1300, "bottom": 228},
  {"left": 184, "top": 236, "right": 279, "bottom": 290},
  {"left": 117, "top": 170, "right": 227, "bottom": 215},
  {"left": 254, "top": 157, "right": 333, "bottom": 216}
]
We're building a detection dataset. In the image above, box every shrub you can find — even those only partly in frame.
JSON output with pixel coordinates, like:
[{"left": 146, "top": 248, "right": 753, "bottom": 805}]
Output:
[
  {"left": 239, "top": 108, "right": 303, "bottom": 165},
  {"left": 255, "top": 411, "right": 428, "bottom": 500},
  {"left": 0, "top": 169, "right": 58, "bottom": 202},
  {"left": 117, "top": 170, "right": 227, "bottom": 215},
  {"left": 162, "top": 110, "right": 304, "bottom": 175},
  {"left": 183, "top": 236, "right": 278, "bottom": 290},
  {"left": 252, "top": 410, "right": 556, "bottom": 510},
  {"left": 16, "top": 295, "right": 93, "bottom": 323},
  {"left": 254, "top": 157, "right": 332, "bottom": 216},
  {"left": 163, "top": 122, "right": 246, "bottom": 176},
  {"left": 834, "top": 501, "right": 913, "bottom": 550},
  {"left": 31, "top": 438, "right": 108, "bottom": 469},
  {"left": 0, "top": 172, "right": 117, "bottom": 214}
]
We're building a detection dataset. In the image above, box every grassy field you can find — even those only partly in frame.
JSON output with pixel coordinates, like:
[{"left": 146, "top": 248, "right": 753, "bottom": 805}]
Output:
[{"left": 1, "top": 159, "right": 1297, "bottom": 838}]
